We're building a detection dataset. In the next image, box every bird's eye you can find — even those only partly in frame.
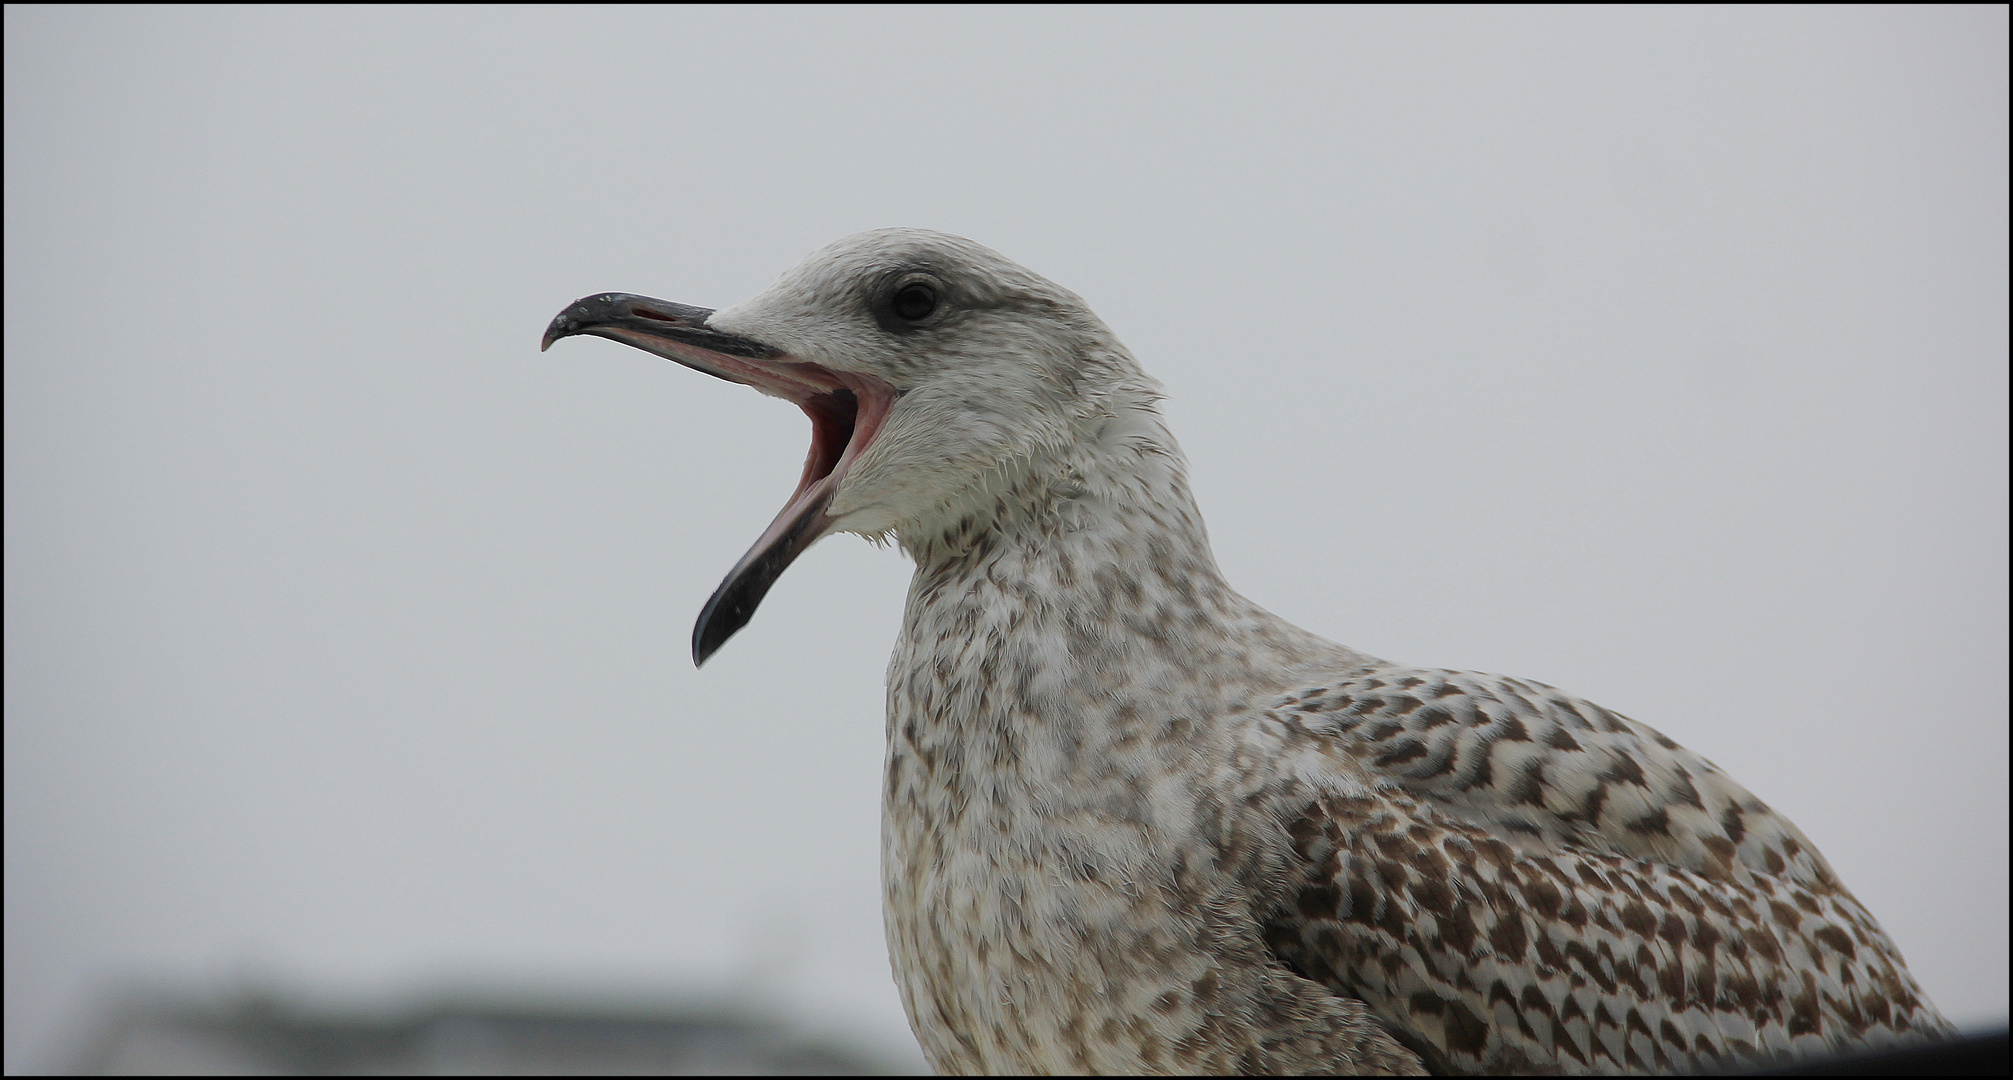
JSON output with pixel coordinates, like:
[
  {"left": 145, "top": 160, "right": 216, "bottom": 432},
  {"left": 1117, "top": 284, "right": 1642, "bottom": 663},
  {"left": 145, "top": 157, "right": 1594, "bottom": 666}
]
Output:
[{"left": 891, "top": 282, "right": 938, "bottom": 322}]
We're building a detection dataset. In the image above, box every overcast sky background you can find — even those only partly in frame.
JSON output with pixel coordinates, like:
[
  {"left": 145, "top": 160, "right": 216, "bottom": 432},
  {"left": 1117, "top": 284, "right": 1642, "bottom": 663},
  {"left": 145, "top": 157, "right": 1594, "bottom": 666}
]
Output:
[{"left": 5, "top": 6, "right": 2006, "bottom": 1072}]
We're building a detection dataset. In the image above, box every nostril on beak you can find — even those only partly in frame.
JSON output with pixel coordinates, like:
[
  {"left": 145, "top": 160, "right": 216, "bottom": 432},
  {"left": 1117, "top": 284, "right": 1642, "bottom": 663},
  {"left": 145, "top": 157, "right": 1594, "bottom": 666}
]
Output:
[{"left": 630, "top": 307, "right": 682, "bottom": 323}]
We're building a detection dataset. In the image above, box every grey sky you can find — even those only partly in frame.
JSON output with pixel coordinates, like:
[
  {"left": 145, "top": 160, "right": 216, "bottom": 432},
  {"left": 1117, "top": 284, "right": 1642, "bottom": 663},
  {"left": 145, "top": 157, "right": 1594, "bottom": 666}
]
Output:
[{"left": 5, "top": 5, "right": 2006, "bottom": 1071}]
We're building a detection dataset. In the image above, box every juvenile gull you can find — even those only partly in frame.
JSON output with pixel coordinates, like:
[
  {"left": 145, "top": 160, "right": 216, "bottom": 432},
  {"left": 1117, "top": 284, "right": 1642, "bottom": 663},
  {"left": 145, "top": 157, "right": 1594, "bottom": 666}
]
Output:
[{"left": 542, "top": 229, "right": 1953, "bottom": 1075}]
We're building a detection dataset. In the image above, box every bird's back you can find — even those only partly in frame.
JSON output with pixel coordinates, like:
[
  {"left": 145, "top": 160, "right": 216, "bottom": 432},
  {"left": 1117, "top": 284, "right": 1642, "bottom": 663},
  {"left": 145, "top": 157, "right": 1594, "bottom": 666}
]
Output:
[{"left": 1252, "top": 663, "right": 1955, "bottom": 1073}]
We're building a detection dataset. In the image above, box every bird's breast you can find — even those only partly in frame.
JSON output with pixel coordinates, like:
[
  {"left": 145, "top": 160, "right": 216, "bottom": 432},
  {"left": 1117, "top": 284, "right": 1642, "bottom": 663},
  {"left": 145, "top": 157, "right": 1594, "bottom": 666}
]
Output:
[
  {"left": 879, "top": 729, "right": 1234, "bottom": 1075},
  {"left": 878, "top": 649, "right": 1256, "bottom": 1074}
]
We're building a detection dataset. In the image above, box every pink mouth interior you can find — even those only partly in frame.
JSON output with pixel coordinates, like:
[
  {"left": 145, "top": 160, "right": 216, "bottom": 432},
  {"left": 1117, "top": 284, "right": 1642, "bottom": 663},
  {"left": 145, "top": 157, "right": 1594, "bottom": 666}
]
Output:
[
  {"left": 799, "top": 388, "right": 857, "bottom": 494},
  {"left": 786, "top": 373, "right": 894, "bottom": 517}
]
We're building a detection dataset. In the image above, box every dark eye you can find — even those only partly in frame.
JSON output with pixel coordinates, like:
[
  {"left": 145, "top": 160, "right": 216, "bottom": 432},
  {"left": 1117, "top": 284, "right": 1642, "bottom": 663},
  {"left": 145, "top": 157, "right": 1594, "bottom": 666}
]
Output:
[{"left": 891, "top": 282, "right": 938, "bottom": 322}]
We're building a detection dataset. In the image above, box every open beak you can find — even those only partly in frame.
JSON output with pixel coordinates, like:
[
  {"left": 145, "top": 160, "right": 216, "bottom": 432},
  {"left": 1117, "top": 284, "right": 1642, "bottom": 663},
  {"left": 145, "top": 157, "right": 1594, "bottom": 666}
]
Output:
[{"left": 542, "top": 293, "right": 898, "bottom": 666}]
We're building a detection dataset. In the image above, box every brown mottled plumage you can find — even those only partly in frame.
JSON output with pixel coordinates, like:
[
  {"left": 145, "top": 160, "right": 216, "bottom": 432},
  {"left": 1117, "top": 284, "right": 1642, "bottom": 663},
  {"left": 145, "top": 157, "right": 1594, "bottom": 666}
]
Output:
[{"left": 545, "top": 229, "right": 1953, "bottom": 1074}]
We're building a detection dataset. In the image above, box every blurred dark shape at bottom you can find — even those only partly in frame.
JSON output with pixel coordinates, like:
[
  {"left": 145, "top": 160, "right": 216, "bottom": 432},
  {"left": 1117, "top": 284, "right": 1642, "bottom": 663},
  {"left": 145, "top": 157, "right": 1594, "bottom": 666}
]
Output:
[
  {"left": 70, "top": 987, "right": 904, "bottom": 1075},
  {"left": 1735, "top": 1029, "right": 2008, "bottom": 1076},
  {"left": 65, "top": 984, "right": 2003, "bottom": 1076}
]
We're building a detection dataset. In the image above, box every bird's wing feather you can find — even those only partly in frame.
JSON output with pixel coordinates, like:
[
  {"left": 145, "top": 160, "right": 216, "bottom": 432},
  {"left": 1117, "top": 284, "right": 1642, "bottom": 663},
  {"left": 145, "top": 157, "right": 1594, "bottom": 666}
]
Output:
[
  {"left": 1245, "top": 668, "right": 1953, "bottom": 1073},
  {"left": 1274, "top": 667, "right": 1834, "bottom": 889}
]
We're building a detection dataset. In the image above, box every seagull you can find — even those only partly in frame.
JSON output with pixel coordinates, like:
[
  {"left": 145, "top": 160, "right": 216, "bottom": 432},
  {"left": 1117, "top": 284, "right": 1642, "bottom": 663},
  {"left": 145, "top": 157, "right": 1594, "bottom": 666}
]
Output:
[{"left": 542, "top": 229, "right": 1954, "bottom": 1075}]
